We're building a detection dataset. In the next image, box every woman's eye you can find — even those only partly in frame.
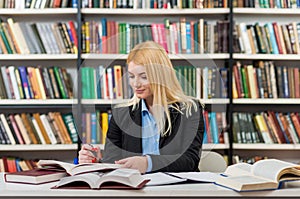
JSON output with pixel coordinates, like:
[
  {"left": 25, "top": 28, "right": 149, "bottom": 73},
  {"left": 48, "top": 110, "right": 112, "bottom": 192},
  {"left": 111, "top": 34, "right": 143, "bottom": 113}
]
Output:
[
  {"left": 128, "top": 75, "right": 134, "bottom": 79},
  {"left": 141, "top": 75, "right": 147, "bottom": 80}
]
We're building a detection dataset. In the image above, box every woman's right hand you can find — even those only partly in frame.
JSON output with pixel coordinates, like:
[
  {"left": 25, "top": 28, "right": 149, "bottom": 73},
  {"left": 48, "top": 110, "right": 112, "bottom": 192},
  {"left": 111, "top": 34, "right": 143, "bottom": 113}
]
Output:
[{"left": 78, "top": 144, "right": 102, "bottom": 164}]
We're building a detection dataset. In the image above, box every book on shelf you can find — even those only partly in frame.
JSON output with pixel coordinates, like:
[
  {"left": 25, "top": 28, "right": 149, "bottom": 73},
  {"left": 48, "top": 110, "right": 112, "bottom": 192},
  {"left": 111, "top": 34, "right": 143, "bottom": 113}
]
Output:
[
  {"left": 37, "top": 159, "right": 122, "bottom": 176},
  {"left": 52, "top": 168, "right": 149, "bottom": 190},
  {"left": 4, "top": 168, "right": 67, "bottom": 185},
  {"left": 215, "top": 159, "right": 300, "bottom": 192}
]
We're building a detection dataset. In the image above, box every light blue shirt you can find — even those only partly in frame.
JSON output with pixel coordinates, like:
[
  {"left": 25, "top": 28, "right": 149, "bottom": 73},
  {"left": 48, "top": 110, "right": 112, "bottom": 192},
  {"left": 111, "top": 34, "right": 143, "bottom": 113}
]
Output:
[{"left": 141, "top": 99, "right": 160, "bottom": 172}]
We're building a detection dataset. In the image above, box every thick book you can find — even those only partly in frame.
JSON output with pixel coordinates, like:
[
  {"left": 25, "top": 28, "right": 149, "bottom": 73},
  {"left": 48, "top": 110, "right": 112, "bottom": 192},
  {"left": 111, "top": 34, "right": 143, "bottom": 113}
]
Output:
[
  {"left": 4, "top": 168, "right": 66, "bottom": 185},
  {"left": 215, "top": 159, "right": 300, "bottom": 192},
  {"left": 37, "top": 160, "right": 122, "bottom": 176},
  {"left": 52, "top": 168, "right": 149, "bottom": 190}
]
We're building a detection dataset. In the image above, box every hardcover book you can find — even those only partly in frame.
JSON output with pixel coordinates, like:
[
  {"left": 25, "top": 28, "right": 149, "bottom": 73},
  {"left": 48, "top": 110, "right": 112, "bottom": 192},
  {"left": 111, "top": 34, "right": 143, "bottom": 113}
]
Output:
[
  {"left": 215, "top": 159, "right": 300, "bottom": 192},
  {"left": 4, "top": 169, "right": 67, "bottom": 185}
]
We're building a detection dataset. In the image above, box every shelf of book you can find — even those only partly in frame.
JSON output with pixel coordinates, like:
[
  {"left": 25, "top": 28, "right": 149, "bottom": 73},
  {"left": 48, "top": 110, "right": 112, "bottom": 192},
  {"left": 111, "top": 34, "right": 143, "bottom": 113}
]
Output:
[
  {"left": 233, "top": 54, "right": 300, "bottom": 60},
  {"left": 0, "top": 7, "right": 79, "bottom": 163},
  {"left": 233, "top": 8, "right": 300, "bottom": 15},
  {"left": 233, "top": 143, "right": 300, "bottom": 150},
  {"left": 81, "top": 54, "right": 230, "bottom": 60},
  {"left": 230, "top": 5, "right": 300, "bottom": 164},
  {"left": 0, "top": 8, "right": 77, "bottom": 15},
  {"left": 232, "top": 99, "right": 300, "bottom": 104},
  {"left": 0, "top": 54, "right": 77, "bottom": 60},
  {"left": 0, "top": 144, "right": 77, "bottom": 151},
  {"left": 81, "top": 8, "right": 230, "bottom": 15}
]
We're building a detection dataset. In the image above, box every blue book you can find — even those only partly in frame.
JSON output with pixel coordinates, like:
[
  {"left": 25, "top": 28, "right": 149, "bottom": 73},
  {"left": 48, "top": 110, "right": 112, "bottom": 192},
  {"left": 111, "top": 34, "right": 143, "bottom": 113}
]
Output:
[
  {"left": 202, "top": 113, "right": 208, "bottom": 144},
  {"left": 90, "top": 112, "right": 97, "bottom": 144},
  {"left": 185, "top": 21, "right": 191, "bottom": 54},
  {"left": 18, "top": 66, "right": 32, "bottom": 99},
  {"left": 72, "top": 0, "right": 78, "bottom": 8},
  {"left": 210, "top": 112, "right": 219, "bottom": 144},
  {"left": 266, "top": 23, "right": 279, "bottom": 54}
]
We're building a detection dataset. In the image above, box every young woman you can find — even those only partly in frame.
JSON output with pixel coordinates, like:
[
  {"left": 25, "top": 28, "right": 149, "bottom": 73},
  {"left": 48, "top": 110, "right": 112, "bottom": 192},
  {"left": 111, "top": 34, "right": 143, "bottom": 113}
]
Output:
[{"left": 78, "top": 41, "right": 204, "bottom": 173}]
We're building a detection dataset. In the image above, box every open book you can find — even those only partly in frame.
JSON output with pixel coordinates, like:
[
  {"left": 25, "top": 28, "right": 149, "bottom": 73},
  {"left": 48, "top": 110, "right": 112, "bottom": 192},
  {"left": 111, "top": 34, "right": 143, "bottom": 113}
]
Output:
[
  {"left": 52, "top": 168, "right": 150, "bottom": 189},
  {"left": 37, "top": 160, "right": 122, "bottom": 176},
  {"left": 215, "top": 159, "right": 300, "bottom": 191},
  {"left": 143, "top": 172, "right": 220, "bottom": 186}
]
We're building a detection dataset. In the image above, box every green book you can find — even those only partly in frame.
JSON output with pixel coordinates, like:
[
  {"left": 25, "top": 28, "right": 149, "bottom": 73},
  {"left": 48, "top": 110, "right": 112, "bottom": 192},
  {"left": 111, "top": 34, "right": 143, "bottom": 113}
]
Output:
[
  {"left": 62, "top": 113, "right": 78, "bottom": 144},
  {"left": 53, "top": 66, "right": 67, "bottom": 99},
  {"left": 81, "top": 67, "right": 91, "bottom": 99},
  {"left": 0, "top": 21, "right": 13, "bottom": 54},
  {"left": 241, "top": 67, "right": 249, "bottom": 98},
  {"left": 89, "top": 67, "right": 96, "bottom": 99}
]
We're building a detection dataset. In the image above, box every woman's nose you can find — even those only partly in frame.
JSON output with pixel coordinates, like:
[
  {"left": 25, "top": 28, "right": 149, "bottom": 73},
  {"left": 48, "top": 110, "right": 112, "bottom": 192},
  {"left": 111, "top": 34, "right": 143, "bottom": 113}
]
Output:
[{"left": 133, "top": 78, "right": 141, "bottom": 87}]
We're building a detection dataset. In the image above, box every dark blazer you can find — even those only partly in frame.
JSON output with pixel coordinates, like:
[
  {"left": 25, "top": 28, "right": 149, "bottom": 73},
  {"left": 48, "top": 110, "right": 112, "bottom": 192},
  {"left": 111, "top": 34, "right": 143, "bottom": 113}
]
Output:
[{"left": 102, "top": 100, "right": 204, "bottom": 172}]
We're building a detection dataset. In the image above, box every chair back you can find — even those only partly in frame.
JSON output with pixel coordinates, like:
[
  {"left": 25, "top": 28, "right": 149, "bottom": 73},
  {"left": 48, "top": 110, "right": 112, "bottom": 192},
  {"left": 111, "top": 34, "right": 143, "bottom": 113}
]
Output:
[{"left": 198, "top": 151, "right": 227, "bottom": 172}]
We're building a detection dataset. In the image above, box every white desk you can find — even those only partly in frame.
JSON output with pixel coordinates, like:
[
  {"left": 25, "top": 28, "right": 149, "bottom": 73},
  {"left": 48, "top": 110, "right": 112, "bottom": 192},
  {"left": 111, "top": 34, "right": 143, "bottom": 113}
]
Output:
[{"left": 1, "top": 173, "right": 300, "bottom": 198}]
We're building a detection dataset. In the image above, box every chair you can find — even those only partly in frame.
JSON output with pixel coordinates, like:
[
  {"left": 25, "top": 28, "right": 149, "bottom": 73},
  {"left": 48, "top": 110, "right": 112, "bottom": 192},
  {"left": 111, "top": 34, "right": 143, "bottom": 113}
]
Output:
[{"left": 198, "top": 151, "right": 227, "bottom": 172}]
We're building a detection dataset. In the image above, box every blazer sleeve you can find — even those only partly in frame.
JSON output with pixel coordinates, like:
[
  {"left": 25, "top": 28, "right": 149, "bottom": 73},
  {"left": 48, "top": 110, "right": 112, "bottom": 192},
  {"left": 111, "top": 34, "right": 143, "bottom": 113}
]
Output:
[{"left": 149, "top": 103, "right": 204, "bottom": 172}]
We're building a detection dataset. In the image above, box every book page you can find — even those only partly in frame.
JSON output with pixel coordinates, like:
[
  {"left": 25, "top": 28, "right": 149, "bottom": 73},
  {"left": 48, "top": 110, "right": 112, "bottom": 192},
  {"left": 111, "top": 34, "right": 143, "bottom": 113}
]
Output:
[
  {"left": 71, "top": 163, "right": 122, "bottom": 175},
  {"left": 38, "top": 160, "right": 122, "bottom": 175},
  {"left": 37, "top": 160, "right": 76, "bottom": 172},
  {"left": 55, "top": 172, "right": 104, "bottom": 189},
  {"left": 252, "top": 159, "right": 297, "bottom": 182},
  {"left": 223, "top": 162, "right": 252, "bottom": 176},
  {"left": 143, "top": 172, "right": 187, "bottom": 186},
  {"left": 97, "top": 168, "right": 146, "bottom": 188},
  {"left": 167, "top": 172, "right": 220, "bottom": 183},
  {"left": 215, "top": 175, "right": 278, "bottom": 191}
]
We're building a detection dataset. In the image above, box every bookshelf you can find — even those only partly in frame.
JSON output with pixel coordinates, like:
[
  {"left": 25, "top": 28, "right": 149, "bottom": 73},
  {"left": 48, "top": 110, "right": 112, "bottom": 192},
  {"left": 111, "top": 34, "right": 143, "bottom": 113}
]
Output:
[
  {"left": 231, "top": 5, "right": 300, "bottom": 164},
  {"left": 0, "top": 5, "right": 79, "bottom": 163},
  {"left": 80, "top": 5, "right": 231, "bottom": 158},
  {"left": 2, "top": 0, "right": 300, "bottom": 169}
]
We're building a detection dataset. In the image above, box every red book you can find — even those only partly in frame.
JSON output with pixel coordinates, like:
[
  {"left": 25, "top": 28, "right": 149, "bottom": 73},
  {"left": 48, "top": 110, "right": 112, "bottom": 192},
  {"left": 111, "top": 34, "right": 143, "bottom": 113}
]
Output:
[
  {"left": 272, "top": 23, "right": 283, "bottom": 54},
  {"left": 294, "top": 68, "right": 299, "bottom": 98},
  {"left": 68, "top": 21, "right": 78, "bottom": 48},
  {"left": 4, "top": 169, "right": 66, "bottom": 184},
  {"left": 203, "top": 110, "right": 212, "bottom": 143}
]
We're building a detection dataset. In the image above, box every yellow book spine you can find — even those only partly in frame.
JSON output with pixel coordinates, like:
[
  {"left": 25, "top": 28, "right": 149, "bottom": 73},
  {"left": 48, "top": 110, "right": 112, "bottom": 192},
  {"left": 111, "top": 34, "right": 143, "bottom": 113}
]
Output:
[{"left": 101, "top": 112, "right": 109, "bottom": 145}]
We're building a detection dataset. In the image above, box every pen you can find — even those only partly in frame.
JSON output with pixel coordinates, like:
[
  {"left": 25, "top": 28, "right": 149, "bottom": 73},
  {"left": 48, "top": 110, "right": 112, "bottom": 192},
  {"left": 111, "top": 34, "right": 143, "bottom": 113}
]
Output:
[{"left": 87, "top": 144, "right": 98, "bottom": 162}]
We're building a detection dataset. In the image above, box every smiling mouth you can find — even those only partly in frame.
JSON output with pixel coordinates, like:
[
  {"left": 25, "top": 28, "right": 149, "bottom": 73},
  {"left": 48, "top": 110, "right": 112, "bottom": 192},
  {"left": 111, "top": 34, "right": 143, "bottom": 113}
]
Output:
[{"left": 135, "top": 90, "right": 144, "bottom": 93}]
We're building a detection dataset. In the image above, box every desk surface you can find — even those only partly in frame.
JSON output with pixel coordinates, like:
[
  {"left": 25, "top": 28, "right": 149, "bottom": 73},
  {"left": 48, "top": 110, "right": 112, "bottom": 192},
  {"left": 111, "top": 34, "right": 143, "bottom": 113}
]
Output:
[{"left": 1, "top": 173, "right": 300, "bottom": 198}]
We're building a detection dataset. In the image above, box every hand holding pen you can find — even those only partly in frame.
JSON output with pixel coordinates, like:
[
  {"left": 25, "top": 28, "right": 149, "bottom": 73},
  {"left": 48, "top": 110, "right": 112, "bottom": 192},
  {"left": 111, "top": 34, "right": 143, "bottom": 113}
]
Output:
[{"left": 78, "top": 144, "right": 102, "bottom": 164}]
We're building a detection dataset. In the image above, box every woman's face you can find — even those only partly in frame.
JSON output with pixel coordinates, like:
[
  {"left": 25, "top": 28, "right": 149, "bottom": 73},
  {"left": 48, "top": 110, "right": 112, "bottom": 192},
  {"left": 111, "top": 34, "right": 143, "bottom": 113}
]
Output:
[{"left": 128, "top": 61, "right": 153, "bottom": 102}]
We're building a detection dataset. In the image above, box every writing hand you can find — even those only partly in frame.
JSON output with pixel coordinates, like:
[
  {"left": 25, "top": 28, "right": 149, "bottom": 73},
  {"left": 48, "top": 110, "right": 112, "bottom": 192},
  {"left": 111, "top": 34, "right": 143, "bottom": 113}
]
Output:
[
  {"left": 78, "top": 144, "right": 102, "bottom": 164},
  {"left": 115, "top": 156, "right": 148, "bottom": 174}
]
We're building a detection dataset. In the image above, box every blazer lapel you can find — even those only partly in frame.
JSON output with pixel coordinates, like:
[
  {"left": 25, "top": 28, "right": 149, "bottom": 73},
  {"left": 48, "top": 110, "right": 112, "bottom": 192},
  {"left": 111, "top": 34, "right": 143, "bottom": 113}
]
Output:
[{"left": 128, "top": 104, "right": 142, "bottom": 153}]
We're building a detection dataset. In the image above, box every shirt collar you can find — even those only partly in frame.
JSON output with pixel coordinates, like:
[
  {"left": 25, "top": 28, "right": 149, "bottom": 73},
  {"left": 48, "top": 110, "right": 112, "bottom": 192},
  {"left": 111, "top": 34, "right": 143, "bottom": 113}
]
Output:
[{"left": 141, "top": 99, "right": 149, "bottom": 113}]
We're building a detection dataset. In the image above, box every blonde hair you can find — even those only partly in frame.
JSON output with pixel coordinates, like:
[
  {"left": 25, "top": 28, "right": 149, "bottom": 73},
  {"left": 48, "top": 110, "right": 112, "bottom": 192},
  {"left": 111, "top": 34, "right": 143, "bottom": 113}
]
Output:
[{"left": 120, "top": 41, "right": 203, "bottom": 136}]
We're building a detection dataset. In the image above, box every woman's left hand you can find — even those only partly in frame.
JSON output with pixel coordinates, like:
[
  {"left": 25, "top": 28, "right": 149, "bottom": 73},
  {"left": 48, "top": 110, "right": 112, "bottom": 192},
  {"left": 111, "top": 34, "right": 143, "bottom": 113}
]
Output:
[{"left": 115, "top": 156, "right": 148, "bottom": 174}]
